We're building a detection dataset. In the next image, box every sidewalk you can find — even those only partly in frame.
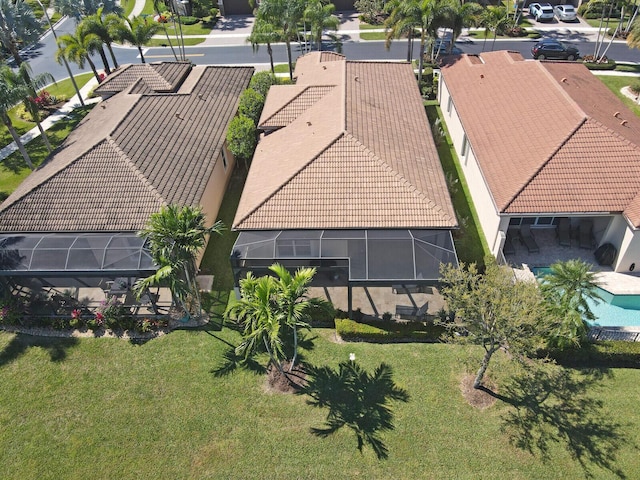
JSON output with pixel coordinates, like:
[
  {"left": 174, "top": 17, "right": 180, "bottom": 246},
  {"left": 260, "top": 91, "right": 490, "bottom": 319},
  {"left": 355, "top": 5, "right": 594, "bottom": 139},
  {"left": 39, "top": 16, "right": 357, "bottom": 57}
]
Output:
[{"left": 0, "top": 77, "right": 100, "bottom": 163}]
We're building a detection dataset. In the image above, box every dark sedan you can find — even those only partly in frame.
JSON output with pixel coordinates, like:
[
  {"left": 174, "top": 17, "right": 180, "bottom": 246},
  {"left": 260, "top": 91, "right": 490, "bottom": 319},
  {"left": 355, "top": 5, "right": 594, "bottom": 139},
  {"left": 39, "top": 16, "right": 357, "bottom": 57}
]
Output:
[{"left": 531, "top": 39, "right": 580, "bottom": 60}]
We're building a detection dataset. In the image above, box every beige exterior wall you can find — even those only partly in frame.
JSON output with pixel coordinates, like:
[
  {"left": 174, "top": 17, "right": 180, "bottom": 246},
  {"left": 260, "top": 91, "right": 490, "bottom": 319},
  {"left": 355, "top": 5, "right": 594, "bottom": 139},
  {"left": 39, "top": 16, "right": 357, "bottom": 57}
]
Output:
[
  {"left": 438, "top": 79, "right": 502, "bottom": 255},
  {"left": 613, "top": 223, "right": 640, "bottom": 273},
  {"left": 195, "top": 142, "right": 236, "bottom": 267}
]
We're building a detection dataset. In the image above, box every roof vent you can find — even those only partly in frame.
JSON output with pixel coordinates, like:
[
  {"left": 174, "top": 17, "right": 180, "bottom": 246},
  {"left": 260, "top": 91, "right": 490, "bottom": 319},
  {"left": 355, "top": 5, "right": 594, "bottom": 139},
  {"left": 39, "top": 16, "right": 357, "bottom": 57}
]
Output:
[
  {"left": 322, "top": 66, "right": 327, "bottom": 70},
  {"left": 354, "top": 76, "right": 359, "bottom": 82},
  {"left": 621, "top": 120, "right": 628, "bottom": 126},
  {"left": 614, "top": 111, "right": 620, "bottom": 118},
  {"left": 306, "top": 121, "right": 312, "bottom": 126},
  {"left": 480, "top": 74, "right": 484, "bottom": 79},
  {"left": 561, "top": 77, "right": 568, "bottom": 83}
]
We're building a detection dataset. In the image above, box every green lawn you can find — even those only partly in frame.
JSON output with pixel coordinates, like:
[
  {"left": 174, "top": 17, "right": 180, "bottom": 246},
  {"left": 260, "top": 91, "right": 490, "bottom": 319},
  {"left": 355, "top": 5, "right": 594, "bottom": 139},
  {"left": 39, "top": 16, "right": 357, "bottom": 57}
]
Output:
[
  {"left": 44, "top": 72, "right": 95, "bottom": 101},
  {"left": 0, "top": 105, "right": 94, "bottom": 200},
  {"left": 146, "top": 37, "right": 206, "bottom": 47},
  {"left": 0, "top": 328, "right": 638, "bottom": 479}
]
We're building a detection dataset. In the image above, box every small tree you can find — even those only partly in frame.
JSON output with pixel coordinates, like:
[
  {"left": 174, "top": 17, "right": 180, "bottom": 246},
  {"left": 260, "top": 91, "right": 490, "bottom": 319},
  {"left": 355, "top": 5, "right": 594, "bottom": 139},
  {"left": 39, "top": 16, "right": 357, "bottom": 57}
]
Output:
[
  {"left": 0, "top": 64, "right": 34, "bottom": 169},
  {"left": 226, "top": 115, "right": 257, "bottom": 168},
  {"left": 112, "top": 15, "right": 161, "bottom": 63},
  {"left": 249, "top": 71, "right": 277, "bottom": 97},
  {"left": 440, "top": 259, "right": 546, "bottom": 389},
  {"left": 238, "top": 88, "right": 265, "bottom": 125}
]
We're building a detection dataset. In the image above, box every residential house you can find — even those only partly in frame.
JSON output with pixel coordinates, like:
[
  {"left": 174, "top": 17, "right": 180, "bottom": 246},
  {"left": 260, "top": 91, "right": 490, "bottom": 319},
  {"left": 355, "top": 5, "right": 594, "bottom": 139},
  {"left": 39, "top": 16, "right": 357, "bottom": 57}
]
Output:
[
  {"left": 0, "top": 62, "right": 253, "bottom": 289},
  {"left": 438, "top": 51, "right": 640, "bottom": 272},
  {"left": 231, "top": 52, "right": 458, "bottom": 312}
]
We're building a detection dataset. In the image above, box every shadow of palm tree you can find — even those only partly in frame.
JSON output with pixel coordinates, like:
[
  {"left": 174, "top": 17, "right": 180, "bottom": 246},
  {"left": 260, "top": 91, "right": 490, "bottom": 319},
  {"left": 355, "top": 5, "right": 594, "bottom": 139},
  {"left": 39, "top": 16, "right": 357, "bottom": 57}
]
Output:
[
  {"left": 210, "top": 346, "right": 266, "bottom": 377},
  {"left": 299, "top": 360, "right": 409, "bottom": 460},
  {"left": 493, "top": 364, "right": 630, "bottom": 478},
  {"left": 0, "top": 333, "right": 79, "bottom": 366}
]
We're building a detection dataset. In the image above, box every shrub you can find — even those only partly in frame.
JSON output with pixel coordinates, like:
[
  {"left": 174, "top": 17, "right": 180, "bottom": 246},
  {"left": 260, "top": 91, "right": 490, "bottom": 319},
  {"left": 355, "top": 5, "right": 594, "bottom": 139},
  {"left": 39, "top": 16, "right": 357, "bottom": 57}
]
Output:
[
  {"left": 505, "top": 26, "right": 527, "bottom": 37},
  {"left": 238, "top": 88, "right": 265, "bottom": 125},
  {"left": 209, "top": 7, "right": 219, "bottom": 17},
  {"left": 226, "top": 115, "right": 257, "bottom": 165},
  {"left": 0, "top": 300, "right": 22, "bottom": 325},
  {"left": 249, "top": 71, "right": 276, "bottom": 97},
  {"left": 544, "top": 341, "right": 640, "bottom": 368},
  {"left": 178, "top": 16, "right": 199, "bottom": 25},
  {"left": 335, "top": 318, "right": 445, "bottom": 343},
  {"left": 582, "top": 57, "right": 616, "bottom": 70},
  {"left": 630, "top": 80, "right": 640, "bottom": 95}
]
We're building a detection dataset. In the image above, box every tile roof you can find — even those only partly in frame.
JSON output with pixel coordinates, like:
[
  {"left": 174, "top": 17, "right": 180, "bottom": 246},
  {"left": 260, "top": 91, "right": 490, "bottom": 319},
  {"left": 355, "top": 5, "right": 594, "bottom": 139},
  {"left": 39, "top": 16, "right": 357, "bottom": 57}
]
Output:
[
  {"left": 234, "top": 53, "right": 457, "bottom": 231},
  {"left": 0, "top": 65, "right": 253, "bottom": 233},
  {"left": 440, "top": 51, "right": 640, "bottom": 227},
  {"left": 94, "top": 62, "right": 191, "bottom": 95}
]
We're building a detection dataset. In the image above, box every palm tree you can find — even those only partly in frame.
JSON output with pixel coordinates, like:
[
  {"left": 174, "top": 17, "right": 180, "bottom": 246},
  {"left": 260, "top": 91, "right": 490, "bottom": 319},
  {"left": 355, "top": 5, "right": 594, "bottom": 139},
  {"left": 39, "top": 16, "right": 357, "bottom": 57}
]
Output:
[
  {"left": 480, "top": 5, "right": 509, "bottom": 52},
  {"left": 78, "top": 8, "right": 118, "bottom": 72},
  {"left": 247, "top": 17, "right": 282, "bottom": 75},
  {"left": 256, "top": 0, "right": 306, "bottom": 80},
  {"left": 12, "top": 62, "right": 55, "bottom": 153},
  {"left": 152, "top": 0, "right": 179, "bottom": 61},
  {"left": 0, "top": 0, "right": 41, "bottom": 66},
  {"left": 0, "top": 64, "right": 34, "bottom": 169},
  {"left": 54, "top": 0, "right": 121, "bottom": 20},
  {"left": 56, "top": 31, "right": 103, "bottom": 83},
  {"left": 134, "top": 204, "right": 224, "bottom": 319},
  {"left": 112, "top": 15, "right": 161, "bottom": 63},
  {"left": 384, "top": 0, "right": 421, "bottom": 63},
  {"left": 304, "top": 0, "right": 339, "bottom": 51},
  {"left": 445, "top": 0, "right": 482, "bottom": 53},
  {"left": 628, "top": 17, "right": 640, "bottom": 49},
  {"left": 541, "top": 259, "right": 603, "bottom": 349}
]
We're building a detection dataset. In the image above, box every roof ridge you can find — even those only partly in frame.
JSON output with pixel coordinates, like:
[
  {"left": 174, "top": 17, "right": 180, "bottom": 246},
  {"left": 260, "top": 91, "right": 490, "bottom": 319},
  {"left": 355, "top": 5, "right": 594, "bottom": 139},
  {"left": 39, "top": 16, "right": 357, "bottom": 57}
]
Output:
[
  {"left": 583, "top": 116, "right": 640, "bottom": 150},
  {"left": 105, "top": 136, "right": 165, "bottom": 204},
  {"left": 234, "top": 132, "right": 346, "bottom": 228},
  {"left": 537, "top": 61, "right": 586, "bottom": 117},
  {"left": 344, "top": 133, "right": 453, "bottom": 223},
  {"left": 503, "top": 117, "right": 587, "bottom": 212},
  {"left": 260, "top": 85, "right": 337, "bottom": 127}
]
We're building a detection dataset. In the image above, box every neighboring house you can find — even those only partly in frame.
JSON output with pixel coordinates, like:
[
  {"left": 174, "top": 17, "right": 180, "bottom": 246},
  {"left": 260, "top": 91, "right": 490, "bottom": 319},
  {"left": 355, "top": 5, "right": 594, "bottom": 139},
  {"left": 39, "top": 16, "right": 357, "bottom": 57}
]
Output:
[
  {"left": 0, "top": 62, "right": 253, "bottom": 289},
  {"left": 218, "top": 0, "right": 355, "bottom": 15},
  {"left": 438, "top": 51, "right": 640, "bottom": 272},
  {"left": 231, "top": 52, "right": 458, "bottom": 310}
]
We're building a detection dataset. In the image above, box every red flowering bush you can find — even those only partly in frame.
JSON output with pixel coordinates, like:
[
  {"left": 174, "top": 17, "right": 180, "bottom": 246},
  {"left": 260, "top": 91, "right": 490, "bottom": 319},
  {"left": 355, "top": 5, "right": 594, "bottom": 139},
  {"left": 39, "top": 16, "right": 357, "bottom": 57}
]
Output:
[{"left": 30, "top": 91, "right": 54, "bottom": 109}]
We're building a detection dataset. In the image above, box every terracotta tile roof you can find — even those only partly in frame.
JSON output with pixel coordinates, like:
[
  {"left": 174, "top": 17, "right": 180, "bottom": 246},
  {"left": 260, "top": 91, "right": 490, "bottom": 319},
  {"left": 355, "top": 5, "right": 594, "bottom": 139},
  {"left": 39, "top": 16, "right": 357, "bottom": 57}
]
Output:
[
  {"left": 0, "top": 65, "right": 253, "bottom": 233},
  {"left": 261, "top": 86, "right": 336, "bottom": 128},
  {"left": 94, "top": 62, "right": 191, "bottom": 95},
  {"left": 234, "top": 53, "right": 457, "bottom": 230},
  {"left": 440, "top": 51, "right": 640, "bottom": 227}
]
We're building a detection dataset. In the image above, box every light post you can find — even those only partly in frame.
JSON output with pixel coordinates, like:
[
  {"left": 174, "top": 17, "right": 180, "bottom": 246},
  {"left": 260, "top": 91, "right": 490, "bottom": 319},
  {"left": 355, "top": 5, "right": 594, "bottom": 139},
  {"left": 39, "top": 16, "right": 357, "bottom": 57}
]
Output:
[{"left": 36, "top": 0, "right": 85, "bottom": 107}]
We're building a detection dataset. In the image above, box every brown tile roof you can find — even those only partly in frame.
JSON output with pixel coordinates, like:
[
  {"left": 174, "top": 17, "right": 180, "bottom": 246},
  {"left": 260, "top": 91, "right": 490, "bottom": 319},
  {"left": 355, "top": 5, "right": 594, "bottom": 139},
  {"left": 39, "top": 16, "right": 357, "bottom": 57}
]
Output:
[
  {"left": 0, "top": 65, "right": 253, "bottom": 233},
  {"left": 94, "top": 62, "right": 191, "bottom": 95},
  {"left": 234, "top": 53, "right": 457, "bottom": 230},
  {"left": 440, "top": 51, "right": 640, "bottom": 227}
]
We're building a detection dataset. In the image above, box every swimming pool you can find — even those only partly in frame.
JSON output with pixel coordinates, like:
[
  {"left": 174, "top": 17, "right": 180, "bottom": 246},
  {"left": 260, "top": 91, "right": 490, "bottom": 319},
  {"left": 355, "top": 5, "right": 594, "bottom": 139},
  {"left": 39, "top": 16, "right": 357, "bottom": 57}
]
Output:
[{"left": 532, "top": 268, "right": 640, "bottom": 328}]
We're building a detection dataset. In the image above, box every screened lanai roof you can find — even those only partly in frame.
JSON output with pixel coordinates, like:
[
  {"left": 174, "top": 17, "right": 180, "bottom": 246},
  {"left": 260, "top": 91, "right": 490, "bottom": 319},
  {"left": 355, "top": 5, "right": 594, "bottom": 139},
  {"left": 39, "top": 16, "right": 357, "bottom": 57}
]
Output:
[
  {"left": 232, "top": 230, "right": 458, "bottom": 282},
  {"left": 0, "top": 233, "right": 155, "bottom": 276}
]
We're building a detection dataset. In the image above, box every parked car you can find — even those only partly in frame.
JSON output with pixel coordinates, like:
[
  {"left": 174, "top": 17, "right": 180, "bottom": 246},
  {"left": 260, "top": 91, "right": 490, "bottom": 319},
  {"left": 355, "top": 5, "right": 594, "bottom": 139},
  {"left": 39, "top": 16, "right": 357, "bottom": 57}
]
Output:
[
  {"left": 554, "top": 4, "right": 577, "bottom": 21},
  {"left": 431, "top": 39, "right": 463, "bottom": 57},
  {"left": 531, "top": 39, "right": 580, "bottom": 60},
  {"left": 529, "top": 2, "right": 555, "bottom": 21}
]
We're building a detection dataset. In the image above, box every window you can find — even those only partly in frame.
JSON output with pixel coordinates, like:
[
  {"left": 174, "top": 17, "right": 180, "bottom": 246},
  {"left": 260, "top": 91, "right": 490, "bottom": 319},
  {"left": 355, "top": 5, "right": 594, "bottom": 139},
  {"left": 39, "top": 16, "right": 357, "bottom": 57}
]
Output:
[
  {"left": 221, "top": 147, "right": 228, "bottom": 171},
  {"left": 447, "top": 96, "right": 453, "bottom": 115},
  {"left": 461, "top": 134, "right": 469, "bottom": 162}
]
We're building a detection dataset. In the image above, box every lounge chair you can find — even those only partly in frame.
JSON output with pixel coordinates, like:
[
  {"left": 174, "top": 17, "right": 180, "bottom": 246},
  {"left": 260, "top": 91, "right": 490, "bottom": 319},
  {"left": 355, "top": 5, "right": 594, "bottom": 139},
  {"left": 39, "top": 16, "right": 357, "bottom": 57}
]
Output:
[
  {"left": 556, "top": 217, "right": 571, "bottom": 247},
  {"left": 579, "top": 219, "right": 594, "bottom": 249},
  {"left": 519, "top": 224, "right": 539, "bottom": 253},
  {"left": 395, "top": 302, "right": 429, "bottom": 321}
]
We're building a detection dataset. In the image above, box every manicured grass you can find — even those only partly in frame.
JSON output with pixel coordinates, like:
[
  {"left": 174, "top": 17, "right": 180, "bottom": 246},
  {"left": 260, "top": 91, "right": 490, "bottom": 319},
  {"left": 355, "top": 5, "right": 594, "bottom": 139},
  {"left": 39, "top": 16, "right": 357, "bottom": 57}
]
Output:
[
  {"left": 360, "top": 31, "right": 386, "bottom": 40},
  {"left": 122, "top": 0, "right": 136, "bottom": 17},
  {"left": 0, "top": 105, "right": 94, "bottom": 199},
  {"left": 43, "top": 73, "right": 95, "bottom": 102},
  {"left": 146, "top": 37, "right": 205, "bottom": 47},
  {"left": 359, "top": 23, "right": 385, "bottom": 30},
  {"left": 0, "top": 329, "right": 638, "bottom": 479},
  {"left": 273, "top": 62, "right": 294, "bottom": 74},
  {"left": 425, "top": 103, "right": 489, "bottom": 266},
  {"left": 164, "top": 18, "right": 217, "bottom": 36},
  {"left": 597, "top": 74, "right": 640, "bottom": 118}
]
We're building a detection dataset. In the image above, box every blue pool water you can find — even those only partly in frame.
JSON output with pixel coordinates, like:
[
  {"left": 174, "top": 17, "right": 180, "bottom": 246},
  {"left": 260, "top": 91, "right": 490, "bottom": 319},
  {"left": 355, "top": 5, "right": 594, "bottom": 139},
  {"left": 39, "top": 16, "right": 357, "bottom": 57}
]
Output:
[{"left": 532, "top": 268, "right": 640, "bottom": 328}]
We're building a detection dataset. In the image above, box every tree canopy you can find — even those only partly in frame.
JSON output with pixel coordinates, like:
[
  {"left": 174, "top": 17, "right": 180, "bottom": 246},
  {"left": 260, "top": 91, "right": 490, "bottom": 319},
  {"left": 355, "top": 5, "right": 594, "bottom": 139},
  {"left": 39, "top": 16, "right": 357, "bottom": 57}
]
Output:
[{"left": 0, "top": 0, "right": 41, "bottom": 65}]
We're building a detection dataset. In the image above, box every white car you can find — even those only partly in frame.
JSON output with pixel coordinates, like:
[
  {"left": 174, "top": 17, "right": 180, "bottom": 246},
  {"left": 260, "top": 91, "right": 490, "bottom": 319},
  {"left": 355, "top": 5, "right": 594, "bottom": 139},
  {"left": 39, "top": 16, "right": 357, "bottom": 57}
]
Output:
[
  {"left": 529, "top": 3, "right": 555, "bottom": 22},
  {"left": 554, "top": 4, "right": 577, "bottom": 21}
]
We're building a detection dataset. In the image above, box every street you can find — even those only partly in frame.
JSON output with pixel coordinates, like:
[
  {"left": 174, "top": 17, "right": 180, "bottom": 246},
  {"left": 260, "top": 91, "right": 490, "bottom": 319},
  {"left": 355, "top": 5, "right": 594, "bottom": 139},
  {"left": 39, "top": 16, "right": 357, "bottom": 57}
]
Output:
[{"left": 17, "top": 16, "right": 640, "bottom": 83}]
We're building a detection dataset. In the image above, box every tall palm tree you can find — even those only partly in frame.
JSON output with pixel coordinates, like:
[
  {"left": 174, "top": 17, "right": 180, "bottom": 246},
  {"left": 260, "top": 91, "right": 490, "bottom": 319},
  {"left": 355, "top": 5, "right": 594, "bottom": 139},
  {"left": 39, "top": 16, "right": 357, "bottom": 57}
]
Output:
[
  {"left": 0, "top": 0, "right": 41, "bottom": 66},
  {"left": 78, "top": 8, "right": 116, "bottom": 73},
  {"left": 247, "top": 17, "right": 282, "bottom": 75},
  {"left": 112, "top": 15, "right": 161, "bottom": 63},
  {"left": 445, "top": 0, "right": 482, "bottom": 53},
  {"left": 257, "top": 0, "right": 306, "bottom": 80},
  {"left": 56, "top": 31, "right": 103, "bottom": 83},
  {"left": 480, "top": 5, "right": 509, "bottom": 52},
  {"left": 0, "top": 64, "right": 33, "bottom": 169},
  {"left": 541, "top": 259, "right": 603, "bottom": 348},
  {"left": 628, "top": 17, "right": 640, "bottom": 50},
  {"left": 304, "top": 0, "right": 339, "bottom": 51},
  {"left": 384, "top": 0, "right": 420, "bottom": 63},
  {"left": 152, "top": 0, "right": 179, "bottom": 61},
  {"left": 134, "top": 204, "right": 224, "bottom": 319},
  {"left": 12, "top": 62, "right": 55, "bottom": 153}
]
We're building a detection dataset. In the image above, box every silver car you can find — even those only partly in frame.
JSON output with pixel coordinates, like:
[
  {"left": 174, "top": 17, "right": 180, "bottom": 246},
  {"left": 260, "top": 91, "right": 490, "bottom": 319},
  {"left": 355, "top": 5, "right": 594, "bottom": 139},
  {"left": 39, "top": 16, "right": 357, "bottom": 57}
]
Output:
[
  {"left": 529, "top": 2, "right": 555, "bottom": 22},
  {"left": 554, "top": 4, "right": 577, "bottom": 22}
]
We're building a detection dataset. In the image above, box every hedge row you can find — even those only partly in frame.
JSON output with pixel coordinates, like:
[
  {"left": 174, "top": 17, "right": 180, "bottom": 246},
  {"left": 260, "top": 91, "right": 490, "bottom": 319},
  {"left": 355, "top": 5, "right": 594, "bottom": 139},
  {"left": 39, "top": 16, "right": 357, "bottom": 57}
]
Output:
[
  {"left": 334, "top": 318, "right": 445, "bottom": 343},
  {"left": 544, "top": 341, "right": 640, "bottom": 368}
]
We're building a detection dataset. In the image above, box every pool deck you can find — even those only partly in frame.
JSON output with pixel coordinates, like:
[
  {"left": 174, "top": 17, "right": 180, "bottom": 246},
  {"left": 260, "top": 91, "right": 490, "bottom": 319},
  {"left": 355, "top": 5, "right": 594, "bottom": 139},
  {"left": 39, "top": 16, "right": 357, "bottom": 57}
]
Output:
[{"left": 595, "top": 271, "right": 640, "bottom": 295}]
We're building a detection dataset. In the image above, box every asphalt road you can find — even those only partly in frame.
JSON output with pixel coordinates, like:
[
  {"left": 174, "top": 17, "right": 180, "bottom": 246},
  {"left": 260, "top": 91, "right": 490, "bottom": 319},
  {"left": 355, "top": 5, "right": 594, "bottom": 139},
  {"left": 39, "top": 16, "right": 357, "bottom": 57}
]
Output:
[{"left": 19, "top": 16, "right": 640, "bottom": 83}]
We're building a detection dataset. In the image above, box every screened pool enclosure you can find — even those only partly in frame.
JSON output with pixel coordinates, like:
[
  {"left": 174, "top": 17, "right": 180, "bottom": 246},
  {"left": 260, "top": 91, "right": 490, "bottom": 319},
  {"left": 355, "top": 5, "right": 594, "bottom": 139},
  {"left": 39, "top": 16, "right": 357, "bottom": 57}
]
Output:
[{"left": 231, "top": 229, "right": 458, "bottom": 289}]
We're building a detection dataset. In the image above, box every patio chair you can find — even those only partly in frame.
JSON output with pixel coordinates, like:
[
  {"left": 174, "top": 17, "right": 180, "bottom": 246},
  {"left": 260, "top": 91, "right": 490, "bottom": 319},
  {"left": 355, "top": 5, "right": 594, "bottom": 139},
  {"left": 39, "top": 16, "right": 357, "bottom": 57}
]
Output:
[
  {"left": 519, "top": 224, "right": 539, "bottom": 253},
  {"left": 579, "top": 219, "right": 594, "bottom": 249},
  {"left": 395, "top": 302, "right": 429, "bottom": 321},
  {"left": 503, "top": 229, "right": 518, "bottom": 255},
  {"left": 556, "top": 217, "right": 571, "bottom": 247}
]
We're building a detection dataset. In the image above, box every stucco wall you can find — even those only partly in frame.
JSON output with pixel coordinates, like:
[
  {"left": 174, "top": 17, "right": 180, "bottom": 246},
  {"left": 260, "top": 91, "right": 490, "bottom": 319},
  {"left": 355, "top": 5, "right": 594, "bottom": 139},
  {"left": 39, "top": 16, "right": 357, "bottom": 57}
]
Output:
[
  {"left": 614, "top": 224, "right": 640, "bottom": 273},
  {"left": 196, "top": 142, "right": 236, "bottom": 267},
  {"left": 438, "top": 78, "right": 501, "bottom": 255}
]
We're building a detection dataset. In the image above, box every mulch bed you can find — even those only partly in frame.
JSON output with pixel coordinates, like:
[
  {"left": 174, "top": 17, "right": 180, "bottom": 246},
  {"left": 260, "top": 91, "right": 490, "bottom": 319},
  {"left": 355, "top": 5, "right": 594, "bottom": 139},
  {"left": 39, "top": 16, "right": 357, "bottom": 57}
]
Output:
[
  {"left": 265, "top": 361, "right": 307, "bottom": 394},
  {"left": 460, "top": 374, "right": 498, "bottom": 409}
]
